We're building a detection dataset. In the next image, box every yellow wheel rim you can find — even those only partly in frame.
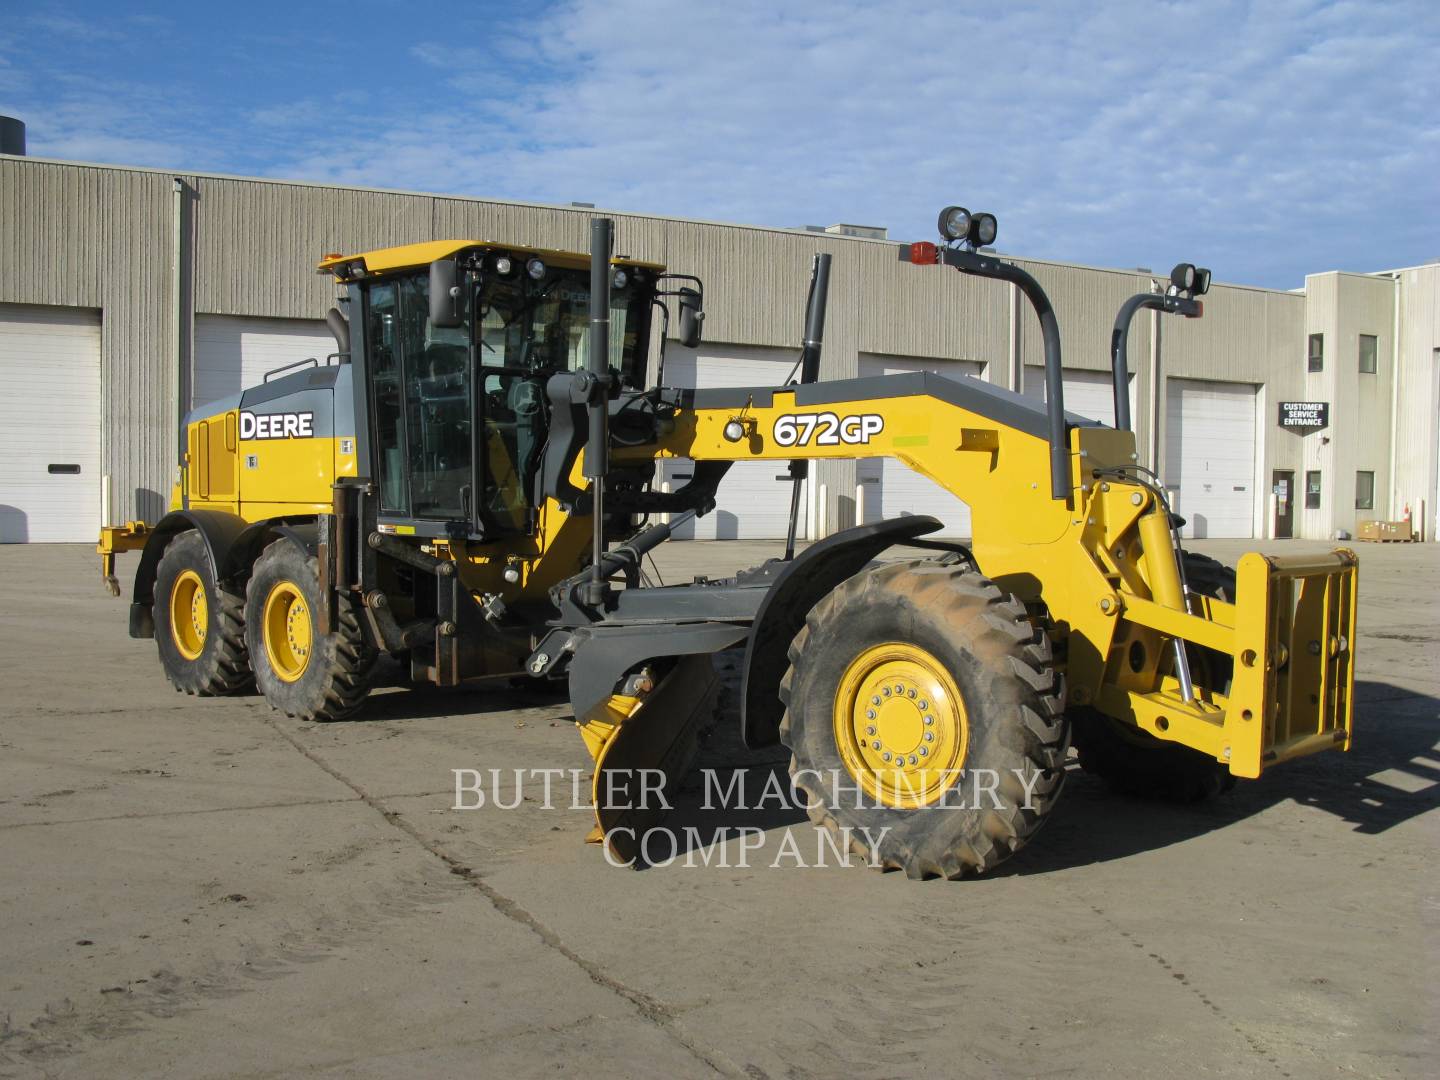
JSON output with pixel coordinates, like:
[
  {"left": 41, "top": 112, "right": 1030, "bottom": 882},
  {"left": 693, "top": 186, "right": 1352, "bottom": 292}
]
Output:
[
  {"left": 262, "top": 580, "right": 312, "bottom": 683},
  {"left": 169, "top": 569, "right": 208, "bottom": 661},
  {"left": 832, "top": 642, "right": 969, "bottom": 809}
]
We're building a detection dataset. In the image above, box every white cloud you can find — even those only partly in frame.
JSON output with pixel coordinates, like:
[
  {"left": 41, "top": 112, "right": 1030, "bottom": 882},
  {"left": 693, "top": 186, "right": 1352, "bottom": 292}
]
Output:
[{"left": 3, "top": 0, "right": 1436, "bottom": 286}]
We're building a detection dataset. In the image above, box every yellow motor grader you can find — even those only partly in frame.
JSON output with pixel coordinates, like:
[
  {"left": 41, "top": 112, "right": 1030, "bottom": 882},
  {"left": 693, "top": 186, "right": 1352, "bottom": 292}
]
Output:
[{"left": 98, "top": 209, "right": 1357, "bottom": 877}]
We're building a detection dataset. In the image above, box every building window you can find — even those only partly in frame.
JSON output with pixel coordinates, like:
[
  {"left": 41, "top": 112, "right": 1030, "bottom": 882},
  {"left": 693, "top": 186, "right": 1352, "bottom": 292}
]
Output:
[
  {"left": 1355, "top": 471, "right": 1375, "bottom": 511},
  {"left": 1359, "top": 334, "right": 1378, "bottom": 374},
  {"left": 1308, "top": 333, "right": 1324, "bottom": 372},
  {"left": 1305, "top": 470, "right": 1322, "bottom": 510}
]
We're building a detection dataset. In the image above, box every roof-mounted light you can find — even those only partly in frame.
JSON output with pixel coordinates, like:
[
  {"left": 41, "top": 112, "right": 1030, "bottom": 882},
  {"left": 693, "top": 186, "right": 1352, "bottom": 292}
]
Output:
[
  {"left": 526, "top": 257, "right": 546, "bottom": 281},
  {"left": 493, "top": 255, "right": 514, "bottom": 276}
]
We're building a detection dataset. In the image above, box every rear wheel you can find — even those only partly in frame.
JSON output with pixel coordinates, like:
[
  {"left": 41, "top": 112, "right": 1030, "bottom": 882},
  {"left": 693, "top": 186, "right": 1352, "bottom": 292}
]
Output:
[
  {"left": 153, "top": 530, "right": 251, "bottom": 695},
  {"left": 244, "top": 540, "right": 375, "bottom": 721},
  {"left": 1072, "top": 550, "right": 1238, "bottom": 802},
  {"left": 780, "top": 560, "right": 1068, "bottom": 878}
]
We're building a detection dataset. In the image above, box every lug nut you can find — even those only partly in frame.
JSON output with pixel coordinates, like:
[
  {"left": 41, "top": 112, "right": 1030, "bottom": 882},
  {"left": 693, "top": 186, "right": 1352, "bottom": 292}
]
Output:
[
  {"left": 882, "top": 752, "right": 892, "bottom": 762},
  {"left": 924, "top": 731, "right": 934, "bottom": 742},
  {"left": 907, "top": 688, "right": 916, "bottom": 698},
  {"left": 919, "top": 746, "right": 928, "bottom": 757},
  {"left": 894, "top": 684, "right": 903, "bottom": 694},
  {"left": 908, "top": 755, "right": 918, "bottom": 765},
  {"left": 918, "top": 700, "right": 928, "bottom": 710},
  {"left": 924, "top": 715, "right": 934, "bottom": 725},
  {"left": 866, "top": 709, "right": 876, "bottom": 720},
  {"left": 872, "top": 740, "right": 882, "bottom": 750},
  {"left": 871, "top": 695, "right": 881, "bottom": 705},
  {"left": 866, "top": 725, "right": 877, "bottom": 736},
  {"left": 883, "top": 687, "right": 891, "bottom": 697}
]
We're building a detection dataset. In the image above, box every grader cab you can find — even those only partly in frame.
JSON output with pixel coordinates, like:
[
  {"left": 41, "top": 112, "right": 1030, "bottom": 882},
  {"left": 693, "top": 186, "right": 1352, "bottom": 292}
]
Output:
[{"left": 98, "top": 208, "right": 1357, "bottom": 877}]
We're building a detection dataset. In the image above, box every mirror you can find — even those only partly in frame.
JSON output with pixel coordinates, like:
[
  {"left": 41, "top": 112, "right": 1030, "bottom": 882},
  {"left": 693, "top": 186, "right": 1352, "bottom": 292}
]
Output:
[
  {"left": 676, "top": 287, "right": 703, "bottom": 348},
  {"left": 429, "top": 258, "right": 462, "bottom": 328}
]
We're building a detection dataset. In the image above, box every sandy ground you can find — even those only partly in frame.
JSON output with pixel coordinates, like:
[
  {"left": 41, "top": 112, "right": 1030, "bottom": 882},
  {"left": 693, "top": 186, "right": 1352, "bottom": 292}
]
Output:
[{"left": 0, "top": 537, "right": 1436, "bottom": 1079}]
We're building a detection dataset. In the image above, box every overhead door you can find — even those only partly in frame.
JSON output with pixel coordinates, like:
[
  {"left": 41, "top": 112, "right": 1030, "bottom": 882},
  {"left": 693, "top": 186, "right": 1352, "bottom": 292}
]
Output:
[
  {"left": 661, "top": 345, "right": 800, "bottom": 539},
  {"left": 1022, "top": 366, "right": 1136, "bottom": 428},
  {"left": 0, "top": 305, "right": 102, "bottom": 543},
  {"left": 1164, "top": 378, "right": 1257, "bottom": 539},
  {"left": 857, "top": 354, "right": 983, "bottom": 537},
  {"left": 194, "top": 315, "right": 334, "bottom": 409}
]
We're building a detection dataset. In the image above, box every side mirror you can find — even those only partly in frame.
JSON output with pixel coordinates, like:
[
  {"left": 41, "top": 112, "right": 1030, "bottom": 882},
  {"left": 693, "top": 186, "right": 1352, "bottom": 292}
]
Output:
[
  {"left": 429, "top": 258, "right": 462, "bottom": 329},
  {"left": 676, "top": 287, "right": 704, "bottom": 348}
]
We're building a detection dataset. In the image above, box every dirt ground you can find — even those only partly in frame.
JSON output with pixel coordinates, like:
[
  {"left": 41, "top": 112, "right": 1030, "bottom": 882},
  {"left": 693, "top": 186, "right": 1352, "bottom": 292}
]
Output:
[{"left": 0, "top": 537, "right": 1436, "bottom": 1079}]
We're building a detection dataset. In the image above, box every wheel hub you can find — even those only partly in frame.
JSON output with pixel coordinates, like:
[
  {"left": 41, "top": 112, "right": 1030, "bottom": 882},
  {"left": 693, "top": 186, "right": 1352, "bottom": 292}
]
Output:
[
  {"left": 833, "top": 642, "right": 968, "bottom": 808},
  {"left": 169, "top": 569, "right": 208, "bottom": 661},
  {"left": 263, "top": 581, "right": 312, "bottom": 683}
]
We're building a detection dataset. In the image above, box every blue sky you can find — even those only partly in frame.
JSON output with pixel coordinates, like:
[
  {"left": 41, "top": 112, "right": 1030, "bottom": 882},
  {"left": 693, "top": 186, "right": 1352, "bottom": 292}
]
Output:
[{"left": 2, "top": 0, "right": 1436, "bottom": 288}]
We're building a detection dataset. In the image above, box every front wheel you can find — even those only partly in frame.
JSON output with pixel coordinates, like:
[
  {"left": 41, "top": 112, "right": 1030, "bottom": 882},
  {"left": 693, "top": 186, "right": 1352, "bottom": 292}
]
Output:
[
  {"left": 244, "top": 540, "right": 375, "bottom": 721},
  {"left": 779, "top": 560, "right": 1068, "bottom": 878}
]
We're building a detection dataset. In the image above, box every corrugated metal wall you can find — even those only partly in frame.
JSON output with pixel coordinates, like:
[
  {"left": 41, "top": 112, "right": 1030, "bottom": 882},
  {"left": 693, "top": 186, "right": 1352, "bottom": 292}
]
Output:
[
  {"left": 2, "top": 159, "right": 178, "bottom": 522},
  {"left": 1, "top": 155, "right": 1433, "bottom": 539},
  {"left": 1391, "top": 265, "right": 1439, "bottom": 536}
]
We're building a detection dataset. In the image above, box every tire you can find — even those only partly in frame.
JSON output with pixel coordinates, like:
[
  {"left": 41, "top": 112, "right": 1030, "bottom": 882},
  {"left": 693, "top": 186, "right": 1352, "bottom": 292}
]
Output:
[
  {"left": 153, "top": 530, "right": 252, "bottom": 696},
  {"left": 1072, "top": 549, "right": 1238, "bottom": 802},
  {"left": 779, "top": 560, "right": 1068, "bottom": 879},
  {"left": 244, "top": 540, "right": 375, "bottom": 721}
]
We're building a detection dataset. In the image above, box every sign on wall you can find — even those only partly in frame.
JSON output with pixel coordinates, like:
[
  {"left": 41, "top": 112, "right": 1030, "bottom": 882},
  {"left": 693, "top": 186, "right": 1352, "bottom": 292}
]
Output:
[{"left": 1278, "top": 401, "right": 1329, "bottom": 433}]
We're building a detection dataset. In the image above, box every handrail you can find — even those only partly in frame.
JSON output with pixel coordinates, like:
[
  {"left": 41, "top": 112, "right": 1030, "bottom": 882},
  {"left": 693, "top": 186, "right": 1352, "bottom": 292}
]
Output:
[
  {"left": 936, "top": 247, "right": 1069, "bottom": 500},
  {"left": 1110, "top": 292, "right": 1200, "bottom": 431}
]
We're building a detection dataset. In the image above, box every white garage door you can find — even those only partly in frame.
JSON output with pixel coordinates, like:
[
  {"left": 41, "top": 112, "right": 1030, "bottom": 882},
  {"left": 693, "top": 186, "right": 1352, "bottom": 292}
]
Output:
[
  {"left": 857, "top": 354, "right": 983, "bottom": 538},
  {"left": 1164, "top": 378, "right": 1257, "bottom": 539},
  {"left": 194, "top": 315, "right": 334, "bottom": 408},
  {"left": 0, "top": 305, "right": 102, "bottom": 543},
  {"left": 1022, "top": 366, "right": 1136, "bottom": 428},
  {"left": 662, "top": 345, "right": 800, "bottom": 539}
]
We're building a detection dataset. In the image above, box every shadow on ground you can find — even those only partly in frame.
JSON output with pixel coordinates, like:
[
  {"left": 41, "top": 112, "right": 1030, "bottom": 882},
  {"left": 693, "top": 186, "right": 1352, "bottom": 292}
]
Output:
[{"left": 311, "top": 652, "right": 1439, "bottom": 876}]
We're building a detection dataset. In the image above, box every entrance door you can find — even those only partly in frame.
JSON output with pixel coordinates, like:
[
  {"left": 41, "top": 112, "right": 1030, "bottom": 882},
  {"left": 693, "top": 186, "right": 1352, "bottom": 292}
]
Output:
[{"left": 1273, "top": 470, "right": 1294, "bottom": 539}]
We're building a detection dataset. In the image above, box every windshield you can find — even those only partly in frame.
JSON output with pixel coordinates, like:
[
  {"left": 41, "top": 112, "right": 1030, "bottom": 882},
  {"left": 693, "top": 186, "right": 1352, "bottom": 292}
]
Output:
[{"left": 476, "top": 268, "right": 648, "bottom": 383}]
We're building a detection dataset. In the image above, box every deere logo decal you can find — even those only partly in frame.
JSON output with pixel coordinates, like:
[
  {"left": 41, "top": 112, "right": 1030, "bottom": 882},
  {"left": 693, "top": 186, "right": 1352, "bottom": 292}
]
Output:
[{"left": 240, "top": 410, "right": 314, "bottom": 440}]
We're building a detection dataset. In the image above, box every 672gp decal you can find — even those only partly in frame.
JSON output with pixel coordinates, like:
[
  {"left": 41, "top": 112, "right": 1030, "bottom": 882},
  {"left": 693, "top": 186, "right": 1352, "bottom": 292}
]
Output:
[{"left": 772, "top": 412, "right": 884, "bottom": 447}]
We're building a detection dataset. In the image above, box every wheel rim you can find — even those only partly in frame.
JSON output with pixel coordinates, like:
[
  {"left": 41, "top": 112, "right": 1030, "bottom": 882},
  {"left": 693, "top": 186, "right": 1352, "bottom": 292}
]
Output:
[
  {"left": 832, "top": 642, "right": 969, "bottom": 808},
  {"left": 169, "top": 569, "right": 208, "bottom": 661},
  {"left": 263, "top": 581, "right": 312, "bottom": 683}
]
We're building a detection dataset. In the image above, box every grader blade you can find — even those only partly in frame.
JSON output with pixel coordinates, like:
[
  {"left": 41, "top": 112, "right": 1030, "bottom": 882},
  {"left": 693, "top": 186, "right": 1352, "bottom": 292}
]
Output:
[{"left": 582, "top": 654, "right": 718, "bottom": 864}]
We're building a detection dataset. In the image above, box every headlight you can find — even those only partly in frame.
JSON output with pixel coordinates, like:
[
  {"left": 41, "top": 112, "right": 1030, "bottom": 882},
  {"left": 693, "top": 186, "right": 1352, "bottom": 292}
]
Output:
[
  {"left": 526, "top": 258, "right": 546, "bottom": 280},
  {"left": 970, "top": 213, "right": 998, "bottom": 247},
  {"left": 493, "top": 255, "right": 513, "bottom": 276},
  {"left": 938, "top": 205, "right": 972, "bottom": 242},
  {"left": 612, "top": 268, "right": 628, "bottom": 289}
]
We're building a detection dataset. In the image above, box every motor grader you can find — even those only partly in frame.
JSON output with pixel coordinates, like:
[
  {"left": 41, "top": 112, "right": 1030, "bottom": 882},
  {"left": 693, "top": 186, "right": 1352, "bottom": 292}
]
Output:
[{"left": 98, "top": 208, "right": 1358, "bottom": 877}]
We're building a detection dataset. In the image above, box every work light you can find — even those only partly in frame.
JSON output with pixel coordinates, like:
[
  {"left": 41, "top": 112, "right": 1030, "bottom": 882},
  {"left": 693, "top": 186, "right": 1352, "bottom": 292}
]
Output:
[
  {"left": 493, "top": 255, "right": 514, "bottom": 276},
  {"left": 612, "top": 268, "right": 628, "bottom": 289},
  {"left": 527, "top": 258, "right": 546, "bottom": 280},
  {"left": 938, "top": 205, "right": 972, "bottom": 242},
  {"left": 1194, "top": 267, "right": 1212, "bottom": 295},
  {"left": 1170, "top": 262, "right": 1197, "bottom": 292},
  {"left": 971, "top": 212, "right": 998, "bottom": 247}
]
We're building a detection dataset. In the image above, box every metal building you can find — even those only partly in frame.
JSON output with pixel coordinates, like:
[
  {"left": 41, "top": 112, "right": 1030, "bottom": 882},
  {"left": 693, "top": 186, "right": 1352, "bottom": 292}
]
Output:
[{"left": 2, "top": 149, "right": 1436, "bottom": 545}]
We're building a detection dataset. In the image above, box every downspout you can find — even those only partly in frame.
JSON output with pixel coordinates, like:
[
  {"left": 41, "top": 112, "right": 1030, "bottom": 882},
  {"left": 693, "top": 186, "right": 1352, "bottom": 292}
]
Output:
[
  {"left": 172, "top": 177, "right": 186, "bottom": 465},
  {"left": 1387, "top": 271, "right": 1402, "bottom": 521}
]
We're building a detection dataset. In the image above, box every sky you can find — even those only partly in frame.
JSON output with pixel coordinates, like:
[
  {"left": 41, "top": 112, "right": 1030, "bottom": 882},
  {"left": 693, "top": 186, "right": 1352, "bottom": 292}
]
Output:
[{"left": 1, "top": 0, "right": 1436, "bottom": 289}]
